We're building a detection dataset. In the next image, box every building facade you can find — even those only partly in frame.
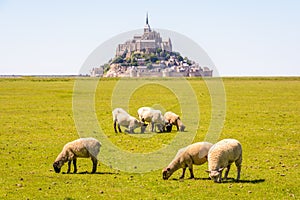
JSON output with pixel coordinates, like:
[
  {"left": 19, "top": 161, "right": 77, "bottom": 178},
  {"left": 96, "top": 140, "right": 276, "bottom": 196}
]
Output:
[{"left": 116, "top": 14, "right": 172, "bottom": 57}]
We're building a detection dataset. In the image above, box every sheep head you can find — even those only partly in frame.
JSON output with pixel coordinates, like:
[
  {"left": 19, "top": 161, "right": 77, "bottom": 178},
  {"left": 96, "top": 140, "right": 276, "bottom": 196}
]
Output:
[
  {"left": 162, "top": 167, "right": 173, "bottom": 180},
  {"left": 177, "top": 119, "right": 185, "bottom": 132},
  {"left": 156, "top": 124, "right": 164, "bottom": 133},
  {"left": 140, "top": 122, "right": 148, "bottom": 133},
  {"left": 53, "top": 161, "right": 64, "bottom": 173},
  {"left": 165, "top": 123, "right": 172, "bottom": 132},
  {"left": 179, "top": 125, "right": 185, "bottom": 132},
  {"left": 206, "top": 168, "right": 224, "bottom": 183}
]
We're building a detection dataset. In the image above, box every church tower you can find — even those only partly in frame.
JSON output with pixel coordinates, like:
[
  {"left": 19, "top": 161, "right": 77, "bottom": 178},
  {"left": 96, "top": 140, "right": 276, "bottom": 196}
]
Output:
[{"left": 144, "top": 12, "right": 151, "bottom": 33}]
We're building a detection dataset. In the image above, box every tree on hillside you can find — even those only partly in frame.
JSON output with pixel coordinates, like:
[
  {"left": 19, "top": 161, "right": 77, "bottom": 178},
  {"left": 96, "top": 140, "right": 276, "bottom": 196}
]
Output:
[
  {"left": 132, "top": 52, "right": 142, "bottom": 59},
  {"left": 126, "top": 57, "right": 131, "bottom": 63},
  {"left": 112, "top": 56, "right": 123, "bottom": 64},
  {"left": 171, "top": 51, "right": 180, "bottom": 56},
  {"left": 102, "top": 63, "right": 110, "bottom": 73},
  {"left": 147, "top": 63, "right": 153, "bottom": 70},
  {"left": 164, "top": 53, "right": 170, "bottom": 61},
  {"left": 150, "top": 54, "right": 158, "bottom": 63},
  {"left": 131, "top": 60, "right": 138, "bottom": 66},
  {"left": 177, "top": 55, "right": 183, "bottom": 62},
  {"left": 156, "top": 48, "right": 162, "bottom": 55}
]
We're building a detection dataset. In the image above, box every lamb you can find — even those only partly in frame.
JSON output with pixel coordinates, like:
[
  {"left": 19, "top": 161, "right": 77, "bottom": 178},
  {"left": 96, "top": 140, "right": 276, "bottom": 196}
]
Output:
[
  {"left": 112, "top": 108, "right": 147, "bottom": 133},
  {"left": 206, "top": 138, "right": 242, "bottom": 183},
  {"left": 53, "top": 138, "right": 101, "bottom": 174},
  {"left": 140, "top": 109, "right": 165, "bottom": 132},
  {"left": 162, "top": 142, "right": 214, "bottom": 180},
  {"left": 164, "top": 111, "right": 185, "bottom": 132}
]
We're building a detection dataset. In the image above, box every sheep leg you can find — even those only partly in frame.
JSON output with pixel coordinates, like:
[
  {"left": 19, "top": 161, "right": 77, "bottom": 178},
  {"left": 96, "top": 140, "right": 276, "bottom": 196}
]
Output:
[
  {"left": 151, "top": 123, "right": 155, "bottom": 132},
  {"left": 180, "top": 167, "right": 186, "bottom": 179},
  {"left": 174, "top": 119, "right": 179, "bottom": 131},
  {"left": 188, "top": 166, "right": 195, "bottom": 179},
  {"left": 114, "top": 120, "right": 118, "bottom": 133},
  {"left": 235, "top": 156, "right": 242, "bottom": 182},
  {"left": 236, "top": 164, "right": 241, "bottom": 182},
  {"left": 128, "top": 127, "right": 135, "bottom": 134},
  {"left": 218, "top": 173, "right": 222, "bottom": 183},
  {"left": 67, "top": 161, "right": 72, "bottom": 173},
  {"left": 118, "top": 124, "right": 122, "bottom": 133},
  {"left": 224, "top": 164, "right": 231, "bottom": 180},
  {"left": 73, "top": 159, "right": 77, "bottom": 173},
  {"left": 91, "top": 157, "right": 98, "bottom": 173}
]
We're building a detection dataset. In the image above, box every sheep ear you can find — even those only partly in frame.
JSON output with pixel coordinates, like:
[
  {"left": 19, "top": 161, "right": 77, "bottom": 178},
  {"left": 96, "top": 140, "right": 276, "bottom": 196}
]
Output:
[
  {"left": 218, "top": 168, "right": 224, "bottom": 172},
  {"left": 205, "top": 170, "right": 210, "bottom": 173},
  {"left": 167, "top": 168, "right": 171, "bottom": 171}
]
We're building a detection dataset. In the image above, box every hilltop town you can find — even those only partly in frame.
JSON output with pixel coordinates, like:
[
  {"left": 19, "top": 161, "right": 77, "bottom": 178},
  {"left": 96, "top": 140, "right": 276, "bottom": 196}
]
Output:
[{"left": 91, "top": 14, "right": 213, "bottom": 77}]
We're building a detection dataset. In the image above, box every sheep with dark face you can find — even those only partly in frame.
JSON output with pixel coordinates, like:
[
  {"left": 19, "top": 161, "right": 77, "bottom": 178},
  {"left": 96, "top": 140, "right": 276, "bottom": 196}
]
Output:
[
  {"left": 206, "top": 138, "right": 242, "bottom": 183},
  {"left": 53, "top": 138, "right": 101, "bottom": 174},
  {"left": 113, "top": 108, "right": 147, "bottom": 134},
  {"left": 164, "top": 111, "right": 185, "bottom": 132},
  {"left": 162, "top": 142, "right": 213, "bottom": 180}
]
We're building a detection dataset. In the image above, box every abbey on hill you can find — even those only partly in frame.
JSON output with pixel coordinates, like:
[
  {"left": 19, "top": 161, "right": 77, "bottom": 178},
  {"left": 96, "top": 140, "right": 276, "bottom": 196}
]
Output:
[
  {"left": 91, "top": 14, "right": 213, "bottom": 77},
  {"left": 116, "top": 13, "right": 172, "bottom": 57}
]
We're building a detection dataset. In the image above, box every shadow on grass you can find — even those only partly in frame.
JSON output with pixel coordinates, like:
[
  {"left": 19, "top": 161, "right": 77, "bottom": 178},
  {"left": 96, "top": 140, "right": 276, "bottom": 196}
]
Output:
[
  {"left": 62, "top": 171, "right": 118, "bottom": 175},
  {"left": 169, "top": 177, "right": 265, "bottom": 184},
  {"left": 212, "top": 178, "right": 266, "bottom": 184},
  {"left": 233, "top": 178, "right": 265, "bottom": 184},
  {"left": 238, "top": 179, "right": 265, "bottom": 184},
  {"left": 170, "top": 177, "right": 211, "bottom": 181}
]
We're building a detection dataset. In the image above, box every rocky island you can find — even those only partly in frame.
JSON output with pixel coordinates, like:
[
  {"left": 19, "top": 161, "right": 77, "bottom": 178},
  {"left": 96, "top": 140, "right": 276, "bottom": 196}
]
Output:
[{"left": 91, "top": 14, "right": 213, "bottom": 77}]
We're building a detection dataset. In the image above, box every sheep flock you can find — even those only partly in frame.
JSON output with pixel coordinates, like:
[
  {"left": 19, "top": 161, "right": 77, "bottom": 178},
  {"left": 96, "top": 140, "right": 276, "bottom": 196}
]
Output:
[{"left": 53, "top": 107, "right": 243, "bottom": 183}]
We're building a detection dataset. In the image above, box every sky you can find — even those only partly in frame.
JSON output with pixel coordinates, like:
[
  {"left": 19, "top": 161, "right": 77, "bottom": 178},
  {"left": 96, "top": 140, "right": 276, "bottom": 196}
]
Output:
[{"left": 0, "top": 0, "right": 299, "bottom": 76}]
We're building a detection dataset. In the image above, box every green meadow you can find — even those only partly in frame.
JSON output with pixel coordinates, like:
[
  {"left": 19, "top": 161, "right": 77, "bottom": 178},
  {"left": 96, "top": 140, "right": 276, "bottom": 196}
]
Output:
[{"left": 0, "top": 77, "right": 299, "bottom": 199}]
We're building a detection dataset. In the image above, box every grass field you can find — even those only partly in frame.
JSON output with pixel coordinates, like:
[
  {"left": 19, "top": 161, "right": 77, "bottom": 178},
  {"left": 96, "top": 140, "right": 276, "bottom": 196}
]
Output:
[{"left": 0, "top": 77, "right": 299, "bottom": 199}]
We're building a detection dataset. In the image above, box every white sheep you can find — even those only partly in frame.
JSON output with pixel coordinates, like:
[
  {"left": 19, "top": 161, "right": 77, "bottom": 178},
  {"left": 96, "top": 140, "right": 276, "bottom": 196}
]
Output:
[
  {"left": 137, "top": 106, "right": 153, "bottom": 121},
  {"left": 206, "top": 138, "right": 242, "bottom": 183},
  {"left": 162, "top": 142, "right": 214, "bottom": 180},
  {"left": 112, "top": 108, "right": 147, "bottom": 134},
  {"left": 53, "top": 138, "right": 101, "bottom": 174},
  {"left": 164, "top": 111, "right": 185, "bottom": 132},
  {"left": 140, "top": 109, "right": 165, "bottom": 132}
]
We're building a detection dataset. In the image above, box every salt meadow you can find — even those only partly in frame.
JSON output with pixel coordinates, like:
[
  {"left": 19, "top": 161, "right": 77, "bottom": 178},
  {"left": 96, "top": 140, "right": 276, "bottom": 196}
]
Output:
[{"left": 0, "top": 77, "right": 299, "bottom": 199}]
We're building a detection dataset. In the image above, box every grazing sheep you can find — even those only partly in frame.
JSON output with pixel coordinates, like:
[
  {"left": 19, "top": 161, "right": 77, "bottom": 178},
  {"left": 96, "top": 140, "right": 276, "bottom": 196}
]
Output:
[
  {"left": 162, "top": 142, "right": 214, "bottom": 180},
  {"left": 164, "top": 111, "right": 185, "bottom": 132},
  {"left": 53, "top": 138, "right": 101, "bottom": 174},
  {"left": 140, "top": 109, "right": 165, "bottom": 132},
  {"left": 112, "top": 108, "right": 147, "bottom": 133},
  {"left": 206, "top": 138, "right": 242, "bottom": 183},
  {"left": 137, "top": 106, "right": 153, "bottom": 121}
]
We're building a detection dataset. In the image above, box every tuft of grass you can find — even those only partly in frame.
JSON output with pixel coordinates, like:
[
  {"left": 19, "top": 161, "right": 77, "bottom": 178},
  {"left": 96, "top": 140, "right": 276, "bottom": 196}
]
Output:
[{"left": 0, "top": 77, "right": 299, "bottom": 199}]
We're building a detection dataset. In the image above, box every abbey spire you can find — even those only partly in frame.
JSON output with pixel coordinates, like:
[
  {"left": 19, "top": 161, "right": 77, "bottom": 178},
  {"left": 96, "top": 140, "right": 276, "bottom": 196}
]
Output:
[
  {"left": 146, "top": 12, "right": 149, "bottom": 25},
  {"left": 144, "top": 12, "right": 151, "bottom": 33}
]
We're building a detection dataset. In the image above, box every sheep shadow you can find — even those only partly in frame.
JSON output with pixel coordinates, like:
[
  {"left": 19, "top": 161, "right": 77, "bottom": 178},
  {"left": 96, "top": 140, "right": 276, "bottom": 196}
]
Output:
[
  {"left": 154, "top": 130, "right": 186, "bottom": 134},
  {"left": 209, "top": 178, "right": 265, "bottom": 184},
  {"left": 170, "top": 177, "right": 211, "bottom": 181},
  {"left": 63, "top": 171, "right": 118, "bottom": 175},
  {"left": 169, "top": 177, "right": 265, "bottom": 184},
  {"left": 228, "top": 178, "right": 265, "bottom": 184},
  {"left": 78, "top": 171, "right": 118, "bottom": 175}
]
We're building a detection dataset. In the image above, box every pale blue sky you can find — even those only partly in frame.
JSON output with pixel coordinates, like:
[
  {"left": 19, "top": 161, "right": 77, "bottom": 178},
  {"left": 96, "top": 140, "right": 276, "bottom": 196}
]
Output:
[{"left": 0, "top": 0, "right": 299, "bottom": 76}]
